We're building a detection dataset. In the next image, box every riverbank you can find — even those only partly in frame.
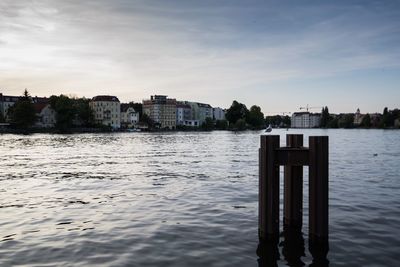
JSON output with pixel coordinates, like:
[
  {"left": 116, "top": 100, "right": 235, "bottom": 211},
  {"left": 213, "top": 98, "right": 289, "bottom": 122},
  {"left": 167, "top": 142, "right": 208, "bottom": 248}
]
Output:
[{"left": 1, "top": 126, "right": 399, "bottom": 135}]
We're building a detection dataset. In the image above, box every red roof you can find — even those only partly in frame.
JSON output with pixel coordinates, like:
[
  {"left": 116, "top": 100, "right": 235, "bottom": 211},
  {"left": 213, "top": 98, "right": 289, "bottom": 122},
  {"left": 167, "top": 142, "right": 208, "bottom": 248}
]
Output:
[{"left": 34, "top": 103, "right": 48, "bottom": 113}]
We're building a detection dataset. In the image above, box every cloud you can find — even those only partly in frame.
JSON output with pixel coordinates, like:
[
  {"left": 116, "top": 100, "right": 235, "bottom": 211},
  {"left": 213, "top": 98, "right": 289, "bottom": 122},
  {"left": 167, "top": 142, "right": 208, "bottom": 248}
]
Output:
[{"left": 0, "top": 0, "right": 399, "bottom": 112}]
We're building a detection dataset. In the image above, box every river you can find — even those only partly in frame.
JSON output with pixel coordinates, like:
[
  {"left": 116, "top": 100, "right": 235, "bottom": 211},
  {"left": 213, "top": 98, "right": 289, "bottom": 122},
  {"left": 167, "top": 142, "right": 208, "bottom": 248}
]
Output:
[{"left": 0, "top": 129, "right": 399, "bottom": 266}]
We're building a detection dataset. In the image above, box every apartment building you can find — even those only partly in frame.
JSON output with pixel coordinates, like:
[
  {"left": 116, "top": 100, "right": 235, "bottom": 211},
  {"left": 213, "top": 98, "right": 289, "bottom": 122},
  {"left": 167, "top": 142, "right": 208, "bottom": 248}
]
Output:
[
  {"left": 183, "top": 101, "right": 213, "bottom": 125},
  {"left": 213, "top": 107, "right": 226, "bottom": 121},
  {"left": 291, "top": 112, "right": 321, "bottom": 128},
  {"left": 143, "top": 95, "right": 176, "bottom": 129},
  {"left": 176, "top": 103, "right": 193, "bottom": 126},
  {"left": 89, "top": 95, "right": 121, "bottom": 129}
]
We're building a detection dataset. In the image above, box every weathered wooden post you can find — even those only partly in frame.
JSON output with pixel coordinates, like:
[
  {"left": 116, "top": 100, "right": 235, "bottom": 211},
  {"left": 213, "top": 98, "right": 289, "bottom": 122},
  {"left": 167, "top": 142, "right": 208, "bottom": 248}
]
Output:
[
  {"left": 259, "top": 134, "right": 329, "bottom": 261},
  {"left": 309, "top": 136, "right": 329, "bottom": 242},
  {"left": 284, "top": 134, "right": 304, "bottom": 229},
  {"left": 259, "top": 135, "right": 280, "bottom": 242}
]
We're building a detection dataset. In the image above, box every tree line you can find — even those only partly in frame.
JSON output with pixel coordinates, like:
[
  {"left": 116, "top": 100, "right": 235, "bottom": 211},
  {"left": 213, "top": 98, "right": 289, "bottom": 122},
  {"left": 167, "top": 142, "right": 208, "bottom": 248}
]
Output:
[
  {"left": 4, "top": 90, "right": 97, "bottom": 132},
  {"left": 224, "top": 100, "right": 267, "bottom": 130},
  {"left": 320, "top": 106, "right": 400, "bottom": 129}
]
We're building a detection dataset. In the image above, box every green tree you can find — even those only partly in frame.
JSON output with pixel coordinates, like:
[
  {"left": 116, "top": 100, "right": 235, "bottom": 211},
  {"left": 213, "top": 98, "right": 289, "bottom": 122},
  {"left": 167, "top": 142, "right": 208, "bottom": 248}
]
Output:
[
  {"left": 129, "top": 102, "right": 143, "bottom": 117},
  {"left": 265, "top": 115, "right": 282, "bottom": 127},
  {"left": 9, "top": 89, "right": 36, "bottom": 129},
  {"left": 338, "top": 114, "right": 354, "bottom": 128},
  {"left": 74, "top": 98, "right": 94, "bottom": 127},
  {"left": 215, "top": 119, "right": 228, "bottom": 130},
  {"left": 201, "top": 117, "right": 214, "bottom": 131},
  {"left": 360, "top": 114, "right": 371, "bottom": 128},
  {"left": 234, "top": 118, "right": 247, "bottom": 130},
  {"left": 49, "top": 95, "right": 75, "bottom": 131},
  {"left": 320, "top": 106, "right": 330, "bottom": 128},
  {"left": 327, "top": 116, "right": 338, "bottom": 128},
  {"left": 225, "top": 100, "right": 249, "bottom": 125},
  {"left": 246, "top": 105, "right": 265, "bottom": 129},
  {"left": 282, "top": 115, "right": 291, "bottom": 128},
  {"left": 381, "top": 107, "right": 389, "bottom": 128},
  {"left": 140, "top": 113, "right": 155, "bottom": 128}
]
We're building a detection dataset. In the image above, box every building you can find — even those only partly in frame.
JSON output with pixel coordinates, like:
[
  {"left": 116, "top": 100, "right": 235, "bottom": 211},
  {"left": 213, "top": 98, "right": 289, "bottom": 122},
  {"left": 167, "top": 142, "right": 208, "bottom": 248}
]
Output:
[
  {"left": 34, "top": 103, "right": 56, "bottom": 128},
  {"left": 183, "top": 101, "right": 213, "bottom": 125},
  {"left": 176, "top": 103, "right": 193, "bottom": 126},
  {"left": 120, "top": 104, "right": 139, "bottom": 129},
  {"left": 213, "top": 107, "right": 226, "bottom": 121},
  {"left": 291, "top": 112, "right": 321, "bottom": 128},
  {"left": 353, "top": 108, "right": 364, "bottom": 126},
  {"left": 1, "top": 93, "right": 49, "bottom": 121},
  {"left": 143, "top": 95, "right": 176, "bottom": 129},
  {"left": 0, "top": 93, "right": 20, "bottom": 121},
  {"left": 198, "top": 103, "right": 213, "bottom": 124},
  {"left": 89, "top": 95, "right": 121, "bottom": 129}
]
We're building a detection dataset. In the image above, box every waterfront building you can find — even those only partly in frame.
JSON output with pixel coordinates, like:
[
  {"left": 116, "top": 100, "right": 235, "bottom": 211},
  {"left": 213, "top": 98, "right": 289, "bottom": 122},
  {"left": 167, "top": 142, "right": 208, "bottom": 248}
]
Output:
[
  {"left": 213, "top": 107, "right": 226, "bottom": 121},
  {"left": 291, "top": 112, "right": 321, "bottom": 128},
  {"left": 120, "top": 104, "right": 139, "bottom": 129},
  {"left": 183, "top": 101, "right": 213, "bottom": 125},
  {"left": 176, "top": 102, "right": 193, "bottom": 126},
  {"left": 34, "top": 103, "right": 56, "bottom": 128},
  {"left": 0, "top": 93, "right": 49, "bottom": 121},
  {"left": 0, "top": 93, "right": 20, "bottom": 121},
  {"left": 89, "top": 95, "right": 121, "bottom": 129},
  {"left": 143, "top": 95, "right": 176, "bottom": 129},
  {"left": 198, "top": 103, "right": 213, "bottom": 124},
  {"left": 354, "top": 108, "right": 364, "bottom": 126}
]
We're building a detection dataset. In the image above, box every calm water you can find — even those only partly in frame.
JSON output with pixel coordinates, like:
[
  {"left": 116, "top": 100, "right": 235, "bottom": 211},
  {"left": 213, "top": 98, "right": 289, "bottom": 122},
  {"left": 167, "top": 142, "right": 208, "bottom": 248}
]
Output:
[{"left": 0, "top": 130, "right": 399, "bottom": 267}]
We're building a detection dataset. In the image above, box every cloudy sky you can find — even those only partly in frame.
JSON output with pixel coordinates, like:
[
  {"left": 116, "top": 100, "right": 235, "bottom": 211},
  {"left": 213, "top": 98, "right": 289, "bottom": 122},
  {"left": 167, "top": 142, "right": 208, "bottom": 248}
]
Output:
[{"left": 1, "top": 0, "right": 399, "bottom": 113}]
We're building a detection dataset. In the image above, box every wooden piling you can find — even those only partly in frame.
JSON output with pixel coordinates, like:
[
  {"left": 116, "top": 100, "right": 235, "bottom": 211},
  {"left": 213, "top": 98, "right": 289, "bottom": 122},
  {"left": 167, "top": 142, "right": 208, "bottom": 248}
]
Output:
[
  {"left": 284, "top": 134, "right": 304, "bottom": 229},
  {"left": 309, "top": 136, "right": 329, "bottom": 241},
  {"left": 259, "top": 135, "right": 280, "bottom": 241}
]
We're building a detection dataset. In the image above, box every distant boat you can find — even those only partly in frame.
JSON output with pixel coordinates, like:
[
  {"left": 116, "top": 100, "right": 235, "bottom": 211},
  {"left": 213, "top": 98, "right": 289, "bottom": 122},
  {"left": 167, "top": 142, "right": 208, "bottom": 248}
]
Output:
[
  {"left": 127, "top": 128, "right": 141, "bottom": 132},
  {"left": 265, "top": 124, "right": 272, "bottom": 133}
]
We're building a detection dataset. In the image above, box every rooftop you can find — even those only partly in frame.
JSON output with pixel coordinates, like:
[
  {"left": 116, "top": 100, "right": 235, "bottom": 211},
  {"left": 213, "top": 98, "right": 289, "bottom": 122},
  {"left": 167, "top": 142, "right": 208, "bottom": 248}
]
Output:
[{"left": 91, "top": 95, "right": 120, "bottom": 102}]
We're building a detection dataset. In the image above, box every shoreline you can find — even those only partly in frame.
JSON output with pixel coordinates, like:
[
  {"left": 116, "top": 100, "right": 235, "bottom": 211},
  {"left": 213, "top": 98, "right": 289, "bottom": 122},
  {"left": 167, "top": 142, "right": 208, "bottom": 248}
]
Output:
[{"left": 1, "top": 127, "right": 399, "bottom": 135}]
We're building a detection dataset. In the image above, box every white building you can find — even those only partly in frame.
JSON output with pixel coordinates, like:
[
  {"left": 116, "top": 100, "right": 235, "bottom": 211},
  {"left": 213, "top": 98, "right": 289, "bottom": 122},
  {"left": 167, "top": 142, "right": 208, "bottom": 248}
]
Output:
[
  {"left": 291, "top": 112, "right": 321, "bottom": 128},
  {"left": 120, "top": 104, "right": 139, "bottom": 128},
  {"left": 89, "top": 95, "right": 121, "bottom": 129},
  {"left": 0, "top": 94, "right": 20, "bottom": 121},
  {"left": 176, "top": 103, "right": 198, "bottom": 126},
  {"left": 182, "top": 101, "right": 213, "bottom": 125},
  {"left": 213, "top": 107, "right": 225, "bottom": 121},
  {"left": 34, "top": 103, "right": 56, "bottom": 128},
  {"left": 353, "top": 108, "right": 364, "bottom": 126}
]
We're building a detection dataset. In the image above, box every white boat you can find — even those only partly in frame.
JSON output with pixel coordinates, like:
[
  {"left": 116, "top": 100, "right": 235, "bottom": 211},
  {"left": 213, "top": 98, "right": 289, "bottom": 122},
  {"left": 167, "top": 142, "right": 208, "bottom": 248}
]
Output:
[{"left": 127, "top": 128, "right": 141, "bottom": 132}]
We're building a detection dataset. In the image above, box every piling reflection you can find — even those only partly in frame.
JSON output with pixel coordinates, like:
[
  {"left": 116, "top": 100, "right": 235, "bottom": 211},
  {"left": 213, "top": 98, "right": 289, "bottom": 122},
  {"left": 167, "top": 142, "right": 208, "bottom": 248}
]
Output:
[
  {"left": 257, "top": 227, "right": 329, "bottom": 267},
  {"left": 257, "top": 238, "right": 280, "bottom": 267},
  {"left": 309, "top": 237, "right": 329, "bottom": 267},
  {"left": 282, "top": 225, "right": 305, "bottom": 266}
]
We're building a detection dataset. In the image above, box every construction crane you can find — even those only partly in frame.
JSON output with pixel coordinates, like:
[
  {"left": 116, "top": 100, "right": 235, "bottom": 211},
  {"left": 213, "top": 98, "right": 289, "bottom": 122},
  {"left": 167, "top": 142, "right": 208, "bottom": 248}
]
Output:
[{"left": 299, "top": 104, "right": 323, "bottom": 112}]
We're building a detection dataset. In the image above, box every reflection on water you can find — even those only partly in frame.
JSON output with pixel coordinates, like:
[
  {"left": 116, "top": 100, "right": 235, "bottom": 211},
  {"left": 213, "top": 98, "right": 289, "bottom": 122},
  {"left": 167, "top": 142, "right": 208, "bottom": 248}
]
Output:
[
  {"left": 1, "top": 130, "right": 400, "bottom": 266},
  {"left": 257, "top": 225, "right": 328, "bottom": 267}
]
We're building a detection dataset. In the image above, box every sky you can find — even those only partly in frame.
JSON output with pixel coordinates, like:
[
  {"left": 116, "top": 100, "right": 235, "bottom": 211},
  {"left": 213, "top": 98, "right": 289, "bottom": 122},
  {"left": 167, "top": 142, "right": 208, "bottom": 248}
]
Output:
[{"left": 1, "top": 0, "right": 399, "bottom": 114}]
